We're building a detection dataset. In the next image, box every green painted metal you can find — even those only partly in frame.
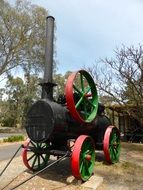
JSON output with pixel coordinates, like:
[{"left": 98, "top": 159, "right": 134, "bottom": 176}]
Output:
[
  {"left": 109, "top": 128, "right": 121, "bottom": 163},
  {"left": 73, "top": 70, "right": 98, "bottom": 122},
  {"left": 28, "top": 141, "right": 50, "bottom": 171},
  {"left": 79, "top": 138, "right": 95, "bottom": 181}
]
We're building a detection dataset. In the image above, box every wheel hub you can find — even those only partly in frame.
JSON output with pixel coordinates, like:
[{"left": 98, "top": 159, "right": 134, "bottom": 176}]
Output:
[{"left": 85, "top": 154, "right": 91, "bottom": 161}]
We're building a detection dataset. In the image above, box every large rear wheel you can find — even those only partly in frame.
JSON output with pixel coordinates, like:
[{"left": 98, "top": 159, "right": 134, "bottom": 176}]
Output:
[
  {"left": 65, "top": 70, "right": 98, "bottom": 124},
  {"left": 103, "top": 126, "right": 121, "bottom": 163},
  {"left": 71, "top": 135, "right": 95, "bottom": 181}
]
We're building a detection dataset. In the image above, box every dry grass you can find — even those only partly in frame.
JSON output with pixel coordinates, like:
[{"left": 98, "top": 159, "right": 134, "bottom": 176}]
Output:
[
  {"left": 122, "top": 142, "right": 143, "bottom": 152},
  {"left": 1, "top": 142, "right": 143, "bottom": 190},
  {"left": 95, "top": 143, "right": 143, "bottom": 190}
]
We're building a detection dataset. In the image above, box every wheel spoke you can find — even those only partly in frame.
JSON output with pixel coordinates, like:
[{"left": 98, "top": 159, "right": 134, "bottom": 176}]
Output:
[
  {"left": 114, "top": 135, "right": 118, "bottom": 142},
  {"left": 81, "top": 143, "right": 88, "bottom": 153},
  {"left": 104, "top": 126, "right": 121, "bottom": 163},
  {"left": 85, "top": 86, "right": 91, "bottom": 95},
  {"left": 81, "top": 162, "right": 87, "bottom": 177},
  {"left": 38, "top": 156, "right": 41, "bottom": 169},
  {"left": 65, "top": 70, "right": 98, "bottom": 123},
  {"left": 80, "top": 140, "right": 94, "bottom": 178},
  {"left": 110, "top": 134, "right": 116, "bottom": 145},
  {"left": 41, "top": 144, "right": 47, "bottom": 149},
  {"left": 75, "top": 96, "right": 84, "bottom": 108},
  {"left": 73, "top": 85, "right": 82, "bottom": 95},
  {"left": 86, "top": 98, "right": 96, "bottom": 108},
  {"left": 37, "top": 143, "right": 40, "bottom": 148},
  {"left": 27, "top": 146, "right": 35, "bottom": 152},
  {"left": 109, "top": 146, "right": 115, "bottom": 160},
  {"left": 30, "top": 141, "right": 36, "bottom": 147},
  {"left": 117, "top": 143, "right": 121, "bottom": 151},
  {"left": 80, "top": 74, "right": 85, "bottom": 92},
  {"left": 37, "top": 143, "right": 42, "bottom": 148},
  {"left": 32, "top": 155, "right": 38, "bottom": 168},
  {"left": 86, "top": 150, "right": 93, "bottom": 155},
  {"left": 80, "top": 161, "right": 84, "bottom": 173},
  {"left": 41, "top": 154, "right": 47, "bottom": 163},
  {"left": 22, "top": 140, "right": 50, "bottom": 172},
  {"left": 71, "top": 135, "right": 95, "bottom": 181},
  {"left": 112, "top": 148, "right": 117, "bottom": 159},
  {"left": 84, "top": 161, "right": 90, "bottom": 176},
  {"left": 27, "top": 153, "right": 36, "bottom": 161},
  {"left": 110, "top": 130, "right": 120, "bottom": 162}
]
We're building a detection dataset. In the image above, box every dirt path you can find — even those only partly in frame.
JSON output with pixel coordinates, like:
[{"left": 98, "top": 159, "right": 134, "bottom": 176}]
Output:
[
  {"left": 96, "top": 142, "right": 143, "bottom": 190},
  {"left": 0, "top": 142, "right": 143, "bottom": 190}
]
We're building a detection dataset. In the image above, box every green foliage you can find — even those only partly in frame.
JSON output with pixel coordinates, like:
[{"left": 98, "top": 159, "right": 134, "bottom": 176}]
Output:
[
  {"left": 0, "top": 75, "right": 40, "bottom": 127},
  {"left": 3, "top": 135, "right": 24, "bottom": 142},
  {"left": 0, "top": 0, "right": 58, "bottom": 128},
  {"left": 53, "top": 71, "right": 72, "bottom": 99},
  {"left": 0, "top": 0, "right": 49, "bottom": 76},
  {"left": 1, "top": 115, "right": 15, "bottom": 128}
]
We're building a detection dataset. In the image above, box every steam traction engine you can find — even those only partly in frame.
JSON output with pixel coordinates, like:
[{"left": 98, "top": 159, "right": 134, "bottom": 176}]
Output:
[{"left": 22, "top": 16, "right": 121, "bottom": 181}]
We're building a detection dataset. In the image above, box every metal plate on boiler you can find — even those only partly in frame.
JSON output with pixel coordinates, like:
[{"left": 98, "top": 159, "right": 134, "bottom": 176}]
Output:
[{"left": 25, "top": 100, "right": 54, "bottom": 142}]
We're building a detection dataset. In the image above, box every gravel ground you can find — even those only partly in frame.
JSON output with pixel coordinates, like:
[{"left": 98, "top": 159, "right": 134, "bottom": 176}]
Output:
[
  {"left": 0, "top": 154, "right": 82, "bottom": 190},
  {"left": 0, "top": 156, "right": 25, "bottom": 190},
  {"left": 0, "top": 142, "right": 143, "bottom": 190}
]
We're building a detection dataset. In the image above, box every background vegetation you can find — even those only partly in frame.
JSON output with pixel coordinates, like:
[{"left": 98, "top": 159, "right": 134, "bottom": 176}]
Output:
[
  {"left": 0, "top": 0, "right": 142, "bottom": 130},
  {"left": 86, "top": 45, "right": 143, "bottom": 128}
]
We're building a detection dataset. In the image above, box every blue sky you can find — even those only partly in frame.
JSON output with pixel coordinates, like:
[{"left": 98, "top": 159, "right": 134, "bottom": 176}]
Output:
[{"left": 7, "top": 0, "right": 143, "bottom": 75}]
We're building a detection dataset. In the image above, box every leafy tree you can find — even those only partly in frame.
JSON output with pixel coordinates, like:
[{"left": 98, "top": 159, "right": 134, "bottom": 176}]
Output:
[
  {"left": 0, "top": 0, "right": 49, "bottom": 76},
  {"left": 0, "top": 0, "right": 59, "bottom": 127},
  {"left": 53, "top": 71, "right": 72, "bottom": 100},
  {"left": 0, "top": 88, "right": 5, "bottom": 100},
  {"left": 0, "top": 75, "right": 40, "bottom": 127},
  {"left": 23, "top": 74, "right": 41, "bottom": 115},
  {"left": 3, "top": 76, "right": 25, "bottom": 127}
]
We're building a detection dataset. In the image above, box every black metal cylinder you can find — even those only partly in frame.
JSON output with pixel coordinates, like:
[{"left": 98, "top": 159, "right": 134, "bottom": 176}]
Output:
[
  {"left": 25, "top": 99, "right": 93, "bottom": 143},
  {"left": 42, "top": 16, "right": 55, "bottom": 99},
  {"left": 25, "top": 99, "right": 67, "bottom": 142},
  {"left": 25, "top": 99, "right": 112, "bottom": 151}
]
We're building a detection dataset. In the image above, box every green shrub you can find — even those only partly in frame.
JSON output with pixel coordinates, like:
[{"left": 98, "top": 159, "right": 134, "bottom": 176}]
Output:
[
  {"left": 1, "top": 116, "right": 15, "bottom": 127},
  {"left": 3, "top": 135, "right": 24, "bottom": 142}
]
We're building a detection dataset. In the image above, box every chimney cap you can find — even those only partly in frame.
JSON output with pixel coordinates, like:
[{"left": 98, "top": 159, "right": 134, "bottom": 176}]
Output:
[{"left": 46, "top": 16, "right": 55, "bottom": 20}]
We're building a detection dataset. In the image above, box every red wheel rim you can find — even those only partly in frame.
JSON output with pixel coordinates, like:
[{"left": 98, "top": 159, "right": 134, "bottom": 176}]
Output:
[
  {"left": 103, "top": 126, "right": 121, "bottom": 164},
  {"left": 22, "top": 138, "right": 50, "bottom": 171},
  {"left": 65, "top": 70, "right": 98, "bottom": 124},
  {"left": 71, "top": 135, "right": 95, "bottom": 181},
  {"left": 22, "top": 138, "right": 32, "bottom": 170}
]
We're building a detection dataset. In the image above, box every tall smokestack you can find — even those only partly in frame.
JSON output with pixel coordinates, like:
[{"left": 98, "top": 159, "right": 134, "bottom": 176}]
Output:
[{"left": 41, "top": 16, "right": 55, "bottom": 99}]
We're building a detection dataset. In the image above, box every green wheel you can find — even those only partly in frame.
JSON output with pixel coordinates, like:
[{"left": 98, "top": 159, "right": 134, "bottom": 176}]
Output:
[
  {"left": 71, "top": 135, "right": 95, "bottom": 181},
  {"left": 103, "top": 126, "right": 121, "bottom": 163},
  {"left": 22, "top": 138, "right": 50, "bottom": 171},
  {"left": 65, "top": 70, "right": 98, "bottom": 123}
]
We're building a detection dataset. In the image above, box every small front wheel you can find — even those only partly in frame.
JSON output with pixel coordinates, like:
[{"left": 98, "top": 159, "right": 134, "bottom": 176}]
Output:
[{"left": 22, "top": 138, "right": 50, "bottom": 171}]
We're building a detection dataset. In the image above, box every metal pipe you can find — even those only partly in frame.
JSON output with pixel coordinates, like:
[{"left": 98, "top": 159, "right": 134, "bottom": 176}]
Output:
[
  {"left": 9, "top": 152, "right": 69, "bottom": 190},
  {"left": 0, "top": 145, "right": 22, "bottom": 176},
  {"left": 42, "top": 16, "right": 55, "bottom": 99}
]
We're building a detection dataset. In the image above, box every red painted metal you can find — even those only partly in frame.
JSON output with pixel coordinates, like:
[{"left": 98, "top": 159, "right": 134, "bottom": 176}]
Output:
[
  {"left": 22, "top": 138, "right": 33, "bottom": 170},
  {"left": 103, "top": 125, "right": 116, "bottom": 163},
  {"left": 85, "top": 154, "right": 92, "bottom": 161},
  {"left": 65, "top": 70, "right": 86, "bottom": 124},
  {"left": 85, "top": 93, "right": 92, "bottom": 97},
  {"left": 71, "top": 135, "right": 88, "bottom": 179}
]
